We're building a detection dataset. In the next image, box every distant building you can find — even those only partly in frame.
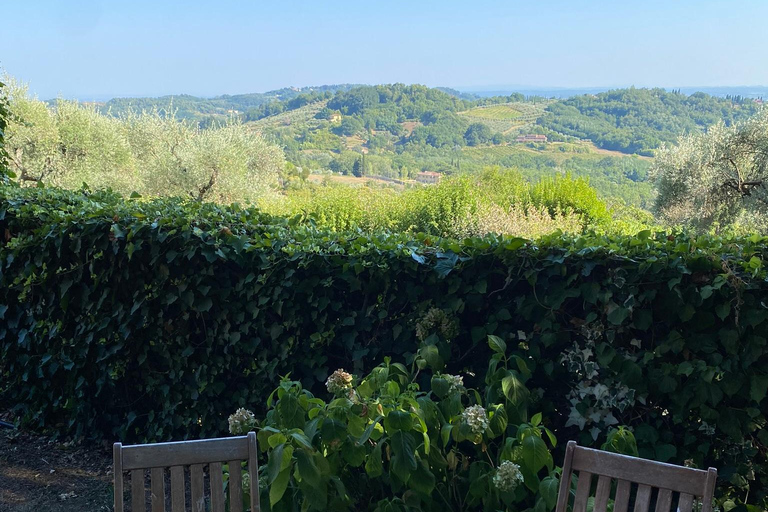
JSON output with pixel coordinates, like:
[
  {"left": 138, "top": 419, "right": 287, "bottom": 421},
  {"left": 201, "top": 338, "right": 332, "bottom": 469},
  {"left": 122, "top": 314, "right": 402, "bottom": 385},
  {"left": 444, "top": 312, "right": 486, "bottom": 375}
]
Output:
[
  {"left": 516, "top": 134, "right": 548, "bottom": 143},
  {"left": 329, "top": 112, "right": 342, "bottom": 123},
  {"left": 416, "top": 171, "right": 442, "bottom": 184},
  {"left": 755, "top": 99, "right": 764, "bottom": 105}
]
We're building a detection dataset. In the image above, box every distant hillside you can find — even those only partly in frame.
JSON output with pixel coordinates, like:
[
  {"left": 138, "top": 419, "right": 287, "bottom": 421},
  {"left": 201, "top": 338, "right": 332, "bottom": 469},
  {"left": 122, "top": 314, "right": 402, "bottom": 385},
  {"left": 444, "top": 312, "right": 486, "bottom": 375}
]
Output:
[
  {"left": 99, "top": 84, "right": 361, "bottom": 123},
  {"left": 538, "top": 87, "right": 760, "bottom": 155},
  {"left": 88, "top": 83, "right": 764, "bottom": 209}
]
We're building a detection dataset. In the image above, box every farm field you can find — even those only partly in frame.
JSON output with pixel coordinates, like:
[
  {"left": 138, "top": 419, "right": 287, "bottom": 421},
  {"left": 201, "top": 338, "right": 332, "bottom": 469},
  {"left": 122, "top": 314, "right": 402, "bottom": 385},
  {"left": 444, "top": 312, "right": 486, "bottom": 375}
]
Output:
[
  {"left": 459, "top": 101, "right": 550, "bottom": 133},
  {"left": 461, "top": 103, "right": 522, "bottom": 120}
]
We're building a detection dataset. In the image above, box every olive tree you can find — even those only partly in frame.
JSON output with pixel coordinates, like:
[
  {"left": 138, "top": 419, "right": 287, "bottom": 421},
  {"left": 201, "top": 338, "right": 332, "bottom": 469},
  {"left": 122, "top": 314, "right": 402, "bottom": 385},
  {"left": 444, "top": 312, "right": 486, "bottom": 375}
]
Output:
[
  {"left": 0, "top": 78, "right": 11, "bottom": 180},
  {"left": 652, "top": 109, "right": 768, "bottom": 229},
  {"left": 4, "top": 77, "right": 284, "bottom": 204}
]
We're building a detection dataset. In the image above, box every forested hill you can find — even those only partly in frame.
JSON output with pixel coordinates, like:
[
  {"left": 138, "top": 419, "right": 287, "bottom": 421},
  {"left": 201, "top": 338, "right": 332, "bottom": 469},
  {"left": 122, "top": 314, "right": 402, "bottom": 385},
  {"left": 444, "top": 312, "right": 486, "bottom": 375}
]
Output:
[
  {"left": 98, "top": 84, "right": 361, "bottom": 123},
  {"left": 538, "top": 87, "right": 760, "bottom": 156}
]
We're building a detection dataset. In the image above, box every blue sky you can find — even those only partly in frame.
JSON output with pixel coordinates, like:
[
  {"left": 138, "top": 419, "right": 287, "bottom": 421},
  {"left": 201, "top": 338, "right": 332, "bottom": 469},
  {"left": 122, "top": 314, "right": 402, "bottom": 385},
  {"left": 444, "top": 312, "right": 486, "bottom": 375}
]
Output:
[{"left": 3, "top": 0, "right": 768, "bottom": 99}]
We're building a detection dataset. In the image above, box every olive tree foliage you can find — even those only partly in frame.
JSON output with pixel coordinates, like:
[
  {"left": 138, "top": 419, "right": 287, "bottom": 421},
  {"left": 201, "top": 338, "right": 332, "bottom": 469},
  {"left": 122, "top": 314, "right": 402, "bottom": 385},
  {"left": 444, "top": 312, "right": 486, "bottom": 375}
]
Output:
[
  {"left": 652, "top": 108, "right": 768, "bottom": 229},
  {"left": 118, "top": 110, "right": 284, "bottom": 202},
  {"left": 3, "top": 78, "right": 284, "bottom": 203},
  {"left": 0, "top": 79, "right": 10, "bottom": 179}
]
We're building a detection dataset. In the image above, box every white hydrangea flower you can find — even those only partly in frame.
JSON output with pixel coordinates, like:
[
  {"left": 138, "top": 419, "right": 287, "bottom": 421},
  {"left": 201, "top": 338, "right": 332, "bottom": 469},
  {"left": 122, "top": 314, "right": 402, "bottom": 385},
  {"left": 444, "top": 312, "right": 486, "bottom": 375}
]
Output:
[
  {"left": 444, "top": 374, "right": 464, "bottom": 392},
  {"left": 462, "top": 405, "right": 489, "bottom": 435},
  {"left": 242, "top": 472, "right": 251, "bottom": 494},
  {"left": 493, "top": 460, "right": 524, "bottom": 492},
  {"left": 228, "top": 408, "right": 256, "bottom": 435},
  {"left": 326, "top": 369, "right": 354, "bottom": 395}
]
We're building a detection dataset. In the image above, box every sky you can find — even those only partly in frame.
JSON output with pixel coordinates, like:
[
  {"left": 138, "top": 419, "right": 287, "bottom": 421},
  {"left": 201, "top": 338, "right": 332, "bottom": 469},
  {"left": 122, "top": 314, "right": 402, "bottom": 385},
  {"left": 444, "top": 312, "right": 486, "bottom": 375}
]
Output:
[{"left": 3, "top": 0, "right": 768, "bottom": 100}]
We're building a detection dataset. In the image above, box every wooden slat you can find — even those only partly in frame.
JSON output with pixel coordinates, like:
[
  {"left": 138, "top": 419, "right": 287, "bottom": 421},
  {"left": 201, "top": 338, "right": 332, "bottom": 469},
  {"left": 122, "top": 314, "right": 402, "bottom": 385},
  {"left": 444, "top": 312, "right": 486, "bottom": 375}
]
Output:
[
  {"left": 170, "top": 466, "right": 185, "bottom": 512},
  {"left": 613, "top": 480, "right": 631, "bottom": 512},
  {"left": 228, "top": 460, "right": 243, "bottom": 512},
  {"left": 655, "top": 488, "right": 672, "bottom": 512},
  {"left": 151, "top": 467, "right": 165, "bottom": 512},
  {"left": 248, "top": 432, "right": 261, "bottom": 512},
  {"left": 573, "top": 471, "right": 592, "bottom": 512},
  {"left": 131, "top": 469, "right": 145, "bottom": 512},
  {"left": 114, "top": 443, "right": 124, "bottom": 512},
  {"left": 677, "top": 493, "right": 695, "bottom": 512},
  {"left": 122, "top": 437, "right": 250, "bottom": 470},
  {"left": 593, "top": 475, "right": 612, "bottom": 512},
  {"left": 571, "top": 446, "right": 708, "bottom": 496},
  {"left": 701, "top": 468, "right": 717, "bottom": 512},
  {"left": 555, "top": 441, "right": 577, "bottom": 512},
  {"left": 190, "top": 464, "right": 205, "bottom": 512},
  {"left": 210, "top": 462, "right": 225, "bottom": 512},
  {"left": 633, "top": 484, "right": 652, "bottom": 512}
]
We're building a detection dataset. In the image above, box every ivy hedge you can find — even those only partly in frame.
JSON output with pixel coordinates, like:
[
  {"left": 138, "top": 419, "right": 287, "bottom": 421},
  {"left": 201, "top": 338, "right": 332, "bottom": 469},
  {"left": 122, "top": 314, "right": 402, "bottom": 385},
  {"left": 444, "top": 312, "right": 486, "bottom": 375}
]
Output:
[{"left": 1, "top": 185, "right": 768, "bottom": 507}]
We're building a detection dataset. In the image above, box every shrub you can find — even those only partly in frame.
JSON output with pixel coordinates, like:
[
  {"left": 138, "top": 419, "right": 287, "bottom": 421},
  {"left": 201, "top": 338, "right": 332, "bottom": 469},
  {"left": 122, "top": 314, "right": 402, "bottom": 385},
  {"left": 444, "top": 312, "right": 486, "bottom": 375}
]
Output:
[
  {"left": 231, "top": 337, "right": 562, "bottom": 512},
  {"left": 2, "top": 185, "right": 768, "bottom": 508},
  {"left": 229, "top": 334, "right": 630, "bottom": 512}
]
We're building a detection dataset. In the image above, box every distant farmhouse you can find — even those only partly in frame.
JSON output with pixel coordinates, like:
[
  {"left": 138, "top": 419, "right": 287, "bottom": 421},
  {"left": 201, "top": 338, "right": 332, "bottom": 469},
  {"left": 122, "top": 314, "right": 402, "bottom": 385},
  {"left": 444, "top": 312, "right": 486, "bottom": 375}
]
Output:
[
  {"left": 416, "top": 171, "right": 442, "bottom": 184},
  {"left": 329, "top": 112, "right": 342, "bottom": 123},
  {"left": 516, "top": 134, "right": 548, "bottom": 143}
]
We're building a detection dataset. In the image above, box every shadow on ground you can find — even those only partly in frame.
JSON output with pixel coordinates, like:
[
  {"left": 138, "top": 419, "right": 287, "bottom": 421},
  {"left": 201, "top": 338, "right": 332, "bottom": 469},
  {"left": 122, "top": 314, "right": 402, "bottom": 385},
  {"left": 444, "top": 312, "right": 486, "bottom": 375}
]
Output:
[{"left": 0, "top": 429, "right": 113, "bottom": 512}]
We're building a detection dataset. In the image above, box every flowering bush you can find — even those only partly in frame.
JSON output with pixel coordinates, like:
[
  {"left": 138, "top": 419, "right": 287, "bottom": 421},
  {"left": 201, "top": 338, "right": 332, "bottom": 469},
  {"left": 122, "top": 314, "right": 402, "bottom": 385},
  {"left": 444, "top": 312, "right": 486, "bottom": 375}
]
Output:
[{"left": 230, "top": 334, "right": 637, "bottom": 512}]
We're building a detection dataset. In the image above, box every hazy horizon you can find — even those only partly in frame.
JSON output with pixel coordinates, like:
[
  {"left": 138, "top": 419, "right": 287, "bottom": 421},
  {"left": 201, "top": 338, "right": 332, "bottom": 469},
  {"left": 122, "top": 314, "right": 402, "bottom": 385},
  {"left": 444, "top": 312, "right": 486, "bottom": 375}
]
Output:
[
  {"left": 4, "top": 0, "right": 768, "bottom": 100},
  {"left": 15, "top": 84, "right": 768, "bottom": 104}
]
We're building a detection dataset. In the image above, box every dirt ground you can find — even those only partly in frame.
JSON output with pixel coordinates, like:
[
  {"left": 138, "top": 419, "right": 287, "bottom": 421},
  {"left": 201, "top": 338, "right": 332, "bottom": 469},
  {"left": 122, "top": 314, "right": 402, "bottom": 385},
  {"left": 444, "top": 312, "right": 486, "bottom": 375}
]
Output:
[{"left": 0, "top": 427, "right": 113, "bottom": 512}]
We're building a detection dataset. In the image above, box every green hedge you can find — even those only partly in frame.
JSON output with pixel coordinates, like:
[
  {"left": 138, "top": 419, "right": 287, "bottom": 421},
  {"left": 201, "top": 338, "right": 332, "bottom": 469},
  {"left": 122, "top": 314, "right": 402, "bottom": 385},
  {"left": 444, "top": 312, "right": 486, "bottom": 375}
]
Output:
[{"left": 1, "top": 185, "right": 768, "bottom": 507}]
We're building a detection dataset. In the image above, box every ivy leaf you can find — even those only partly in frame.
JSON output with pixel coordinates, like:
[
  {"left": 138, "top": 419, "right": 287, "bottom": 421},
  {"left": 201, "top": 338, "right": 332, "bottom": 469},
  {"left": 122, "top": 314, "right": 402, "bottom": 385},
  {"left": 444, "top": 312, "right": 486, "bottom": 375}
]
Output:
[
  {"left": 607, "top": 303, "right": 629, "bottom": 325},
  {"left": 654, "top": 443, "right": 676, "bottom": 462},
  {"left": 410, "top": 252, "right": 426, "bottom": 265},
  {"left": 750, "top": 375, "right": 768, "bottom": 404}
]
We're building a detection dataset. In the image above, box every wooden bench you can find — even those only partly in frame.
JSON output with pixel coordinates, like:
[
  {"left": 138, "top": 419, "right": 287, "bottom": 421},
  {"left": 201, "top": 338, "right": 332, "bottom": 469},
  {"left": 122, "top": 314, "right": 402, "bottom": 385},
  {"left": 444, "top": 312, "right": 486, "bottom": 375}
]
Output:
[
  {"left": 556, "top": 441, "right": 717, "bottom": 512},
  {"left": 113, "top": 432, "right": 260, "bottom": 512}
]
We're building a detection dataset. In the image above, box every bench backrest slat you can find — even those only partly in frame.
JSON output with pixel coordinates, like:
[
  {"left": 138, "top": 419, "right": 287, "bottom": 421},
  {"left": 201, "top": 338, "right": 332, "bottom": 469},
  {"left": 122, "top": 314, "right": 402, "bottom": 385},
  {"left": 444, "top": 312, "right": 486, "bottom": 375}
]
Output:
[
  {"left": 114, "top": 433, "right": 260, "bottom": 512},
  {"left": 556, "top": 441, "right": 717, "bottom": 512}
]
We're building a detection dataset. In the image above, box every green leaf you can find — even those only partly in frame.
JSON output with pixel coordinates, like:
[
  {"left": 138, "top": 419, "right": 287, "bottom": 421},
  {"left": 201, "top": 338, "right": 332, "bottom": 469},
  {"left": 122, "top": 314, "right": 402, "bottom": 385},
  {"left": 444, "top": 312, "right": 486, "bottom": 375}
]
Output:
[
  {"left": 487, "top": 334, "right": 507, "bottom": 355},
  {"left": 385, "top": 410, "right": 413, "bottom": 432},
  {"left": 365, "top": 441, "right": 384, "bottom": 477},
  {"left": 522, "top": 435, "right": 549, "bottom": 473},
  {"left": 607, "top": 303, "right": 629, "bottom": 325},
  {"left": 488, "top": 405, "right": 508, "bottom": 438},
  {"left": 418, "top": 344, "right": 444, "bottom": 370},
  {"left": 267, "top": 443, "right": 286, "bottom": 484},
  {"left": 431, "top": 376, "right": 451, "bottom": 398},
  {"left": 502, "top": 372, "right": 529, "bottom": 406},
  {"left": 296, "top": 448, "right": 322, "bottom": 487},
  {"left": 389, "top": 431, "right": 417, "bottom": 482},
  {"left": 290, "top": 432, "right": 314, "bottom": 450},
  {"left": 654, "top": 443, "right": 676, "bottom": 462},
  {"left": 539, "top": 475, "right": 559, "bottom": 511},
  {"left": 269, "top": 468, "right": 290, "bottom": 506},
  {"left": 750, "top": 375, "right": 768, "bottom": 404},
  {"left": 408, "top": 460, "right": 436, "bottom": 495},
  {"left": 357, "top": 416, "right": 384, "bottom": 445}
]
